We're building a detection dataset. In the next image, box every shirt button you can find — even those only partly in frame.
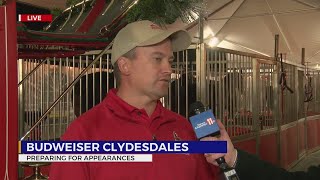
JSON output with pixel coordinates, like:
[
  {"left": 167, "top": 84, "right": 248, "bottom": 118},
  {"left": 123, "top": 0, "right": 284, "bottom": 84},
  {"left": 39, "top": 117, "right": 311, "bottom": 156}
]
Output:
[{"left": 137, "top": 111, "right": 142, "bottom": 116}]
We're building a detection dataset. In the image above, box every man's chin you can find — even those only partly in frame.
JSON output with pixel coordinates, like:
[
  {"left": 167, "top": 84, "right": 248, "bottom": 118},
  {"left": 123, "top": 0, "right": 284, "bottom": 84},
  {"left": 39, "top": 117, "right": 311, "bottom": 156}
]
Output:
[{"left": 155, "top": 90, "right": 168, "bottom": 99}]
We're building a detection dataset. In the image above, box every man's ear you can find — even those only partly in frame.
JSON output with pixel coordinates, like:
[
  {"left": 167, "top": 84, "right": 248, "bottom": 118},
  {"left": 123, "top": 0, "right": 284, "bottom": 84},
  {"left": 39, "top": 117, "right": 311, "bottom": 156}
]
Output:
[{"left": 117, "top": 57, "right": 131, "bottom": 76}]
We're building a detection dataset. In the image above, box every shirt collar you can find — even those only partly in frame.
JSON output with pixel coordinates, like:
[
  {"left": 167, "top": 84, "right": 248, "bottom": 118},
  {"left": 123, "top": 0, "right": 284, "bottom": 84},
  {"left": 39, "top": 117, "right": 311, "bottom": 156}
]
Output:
[{"left": 104, "top": 88, "right": 163, "bottom": 119}]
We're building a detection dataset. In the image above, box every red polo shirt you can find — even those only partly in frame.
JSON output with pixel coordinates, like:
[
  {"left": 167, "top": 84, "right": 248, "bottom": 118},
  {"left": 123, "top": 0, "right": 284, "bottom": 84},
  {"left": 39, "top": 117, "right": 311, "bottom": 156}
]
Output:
[{"left": 49, "top": 89, "right": 219, "bottom": 179}]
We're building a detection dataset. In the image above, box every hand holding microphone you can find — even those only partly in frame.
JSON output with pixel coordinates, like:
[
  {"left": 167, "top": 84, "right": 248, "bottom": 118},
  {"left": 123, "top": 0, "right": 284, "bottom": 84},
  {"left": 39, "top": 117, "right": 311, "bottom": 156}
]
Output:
[
  {"left": 201, "top": 120, "right": 237, "bottom": 168},
  {"left": 189, "top": 101, "right": 240, "bottom": 180}
]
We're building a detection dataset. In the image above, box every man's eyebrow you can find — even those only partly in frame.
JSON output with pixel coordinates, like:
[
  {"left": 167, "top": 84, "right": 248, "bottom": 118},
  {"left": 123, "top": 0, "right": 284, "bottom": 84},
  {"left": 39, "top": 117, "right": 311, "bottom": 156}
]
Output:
[
  {"left": 151, "top": 52, "right": 165, "bottom": 56},
  {"left": 151, "top": 52, "right": 174, "bottom": 59}
]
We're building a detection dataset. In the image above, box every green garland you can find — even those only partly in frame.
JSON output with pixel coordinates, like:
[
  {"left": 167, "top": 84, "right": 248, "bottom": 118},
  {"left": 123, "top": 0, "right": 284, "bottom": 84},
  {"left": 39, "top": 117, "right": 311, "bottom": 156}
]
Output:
[
  {"left": 49, "top": 0, "right": 81, "bottom": 21},
  {"left": 66, "top": 0, "right": 83, "bottom": 7},
  {"left": 126, "top": 0, "right": 202, "bottom": 26},
  {"left": 51, "top": 8, "right": 64, "bottom": 20},
  {"left": 49, "top": 0, "right": 202, "bottom": 30},
  {"left": 0, "top": 0, "right": 5, "bottom": 6}
]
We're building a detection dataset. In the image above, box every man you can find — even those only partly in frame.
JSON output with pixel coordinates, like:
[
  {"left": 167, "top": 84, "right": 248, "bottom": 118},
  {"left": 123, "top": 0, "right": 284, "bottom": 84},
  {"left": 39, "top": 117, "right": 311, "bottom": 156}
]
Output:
[
  {"left": 49, "top": 20, "right": 219, "bottom": 179},
  {"left": 202, "top": 120, "right": 320, "bottom": 180}
]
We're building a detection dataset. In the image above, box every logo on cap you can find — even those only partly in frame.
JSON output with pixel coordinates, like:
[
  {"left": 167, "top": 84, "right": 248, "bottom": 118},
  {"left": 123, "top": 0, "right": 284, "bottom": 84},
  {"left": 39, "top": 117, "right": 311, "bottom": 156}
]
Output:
[{"left": 150, "top": 23, "right": 161, "bottom": 30}]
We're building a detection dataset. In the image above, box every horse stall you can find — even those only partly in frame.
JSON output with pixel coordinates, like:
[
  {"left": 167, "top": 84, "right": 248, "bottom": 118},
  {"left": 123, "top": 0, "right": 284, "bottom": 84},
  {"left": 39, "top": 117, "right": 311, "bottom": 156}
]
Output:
[
  {"left": 17, "top": 41, "right": 320, "bottom": 178},
  {"left": 12, "top": 1, "right": 320, "bottom": 178}
]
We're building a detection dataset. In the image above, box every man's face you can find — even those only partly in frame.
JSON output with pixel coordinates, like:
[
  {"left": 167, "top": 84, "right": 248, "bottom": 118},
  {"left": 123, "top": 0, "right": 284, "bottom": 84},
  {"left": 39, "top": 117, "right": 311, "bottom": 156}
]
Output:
[{"left": 128, "top": 39, "right": 174, "bottom": 100}]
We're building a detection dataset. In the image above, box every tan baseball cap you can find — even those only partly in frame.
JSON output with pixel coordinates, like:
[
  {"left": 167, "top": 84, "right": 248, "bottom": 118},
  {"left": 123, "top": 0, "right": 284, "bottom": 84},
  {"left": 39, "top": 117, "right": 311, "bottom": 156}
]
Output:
[{"left": 111, "top": 20, "right": 191, "bottom": 64}]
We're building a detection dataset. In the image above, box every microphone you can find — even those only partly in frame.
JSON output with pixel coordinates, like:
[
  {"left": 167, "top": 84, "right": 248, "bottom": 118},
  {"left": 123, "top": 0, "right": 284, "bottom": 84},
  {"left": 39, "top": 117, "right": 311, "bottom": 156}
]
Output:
[{"left": 189, "top": 101, "right": 240, "bottom": 180}]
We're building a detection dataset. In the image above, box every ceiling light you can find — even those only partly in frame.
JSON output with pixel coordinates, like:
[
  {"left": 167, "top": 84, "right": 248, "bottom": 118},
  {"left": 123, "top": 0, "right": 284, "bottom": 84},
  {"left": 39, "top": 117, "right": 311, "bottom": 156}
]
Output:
[{"left": 208, "top": 37, "right": 219, "bottom": 47}]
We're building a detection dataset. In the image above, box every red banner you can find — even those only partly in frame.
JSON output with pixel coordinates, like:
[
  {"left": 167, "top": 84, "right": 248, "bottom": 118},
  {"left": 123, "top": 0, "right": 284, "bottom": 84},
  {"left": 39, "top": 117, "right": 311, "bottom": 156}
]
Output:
[{"left": 18, "top": 14, "right": 52, "bottom": 22}]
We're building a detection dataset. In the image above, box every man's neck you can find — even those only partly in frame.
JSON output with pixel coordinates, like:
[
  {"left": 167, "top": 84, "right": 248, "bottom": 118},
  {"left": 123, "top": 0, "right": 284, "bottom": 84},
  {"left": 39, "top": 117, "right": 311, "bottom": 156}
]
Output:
[{"left": 116, "top": 88, "right": 157, "bottom": 117}]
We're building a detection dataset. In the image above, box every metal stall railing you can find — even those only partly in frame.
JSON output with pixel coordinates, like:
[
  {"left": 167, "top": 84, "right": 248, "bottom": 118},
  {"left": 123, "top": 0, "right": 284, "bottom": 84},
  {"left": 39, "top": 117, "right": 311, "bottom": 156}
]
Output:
[
  {"left": 298, "top": 69, "right": 305, "bottom": 119},
  {"left": 19, "top": 48, "right": 280, "bottom": 141},
  {"left": 306, "top": 70, "right": 320, "bottom": 115},
  {"left": 19, "top": 49, "right": 198, "bottom": 142},
  {"left": 258, "top": 62, "right": 276, "bottom": 130},
  {"left": 277, "top": 63, "right": 320, "bottom": 124},
  {"left": 18, "top": 52, "right": 115, "bottom": 141},
  {"left": 204, "top": 47, "right": 280, "bottom": 141},
  {"left": 281, "top": 63, "right": 297, "bottom": 125},
  {"left": 167, "top": 49, "right": 197, "bottom": 118},
  {"left": 205, "top": 48, "right": 254, "bottom": 137},
  {"left": 17, "top": 38, "right": 320, "bottom": 178},
  {"left": 20, "top": 47, "right": 317, "bottom": 142}
]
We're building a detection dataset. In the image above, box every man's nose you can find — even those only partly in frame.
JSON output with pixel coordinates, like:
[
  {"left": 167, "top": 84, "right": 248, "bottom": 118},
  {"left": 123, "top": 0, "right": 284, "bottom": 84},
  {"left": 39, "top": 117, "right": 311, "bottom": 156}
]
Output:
[{"left": 163, "top": 60, "right": 173, "bottom": 74}]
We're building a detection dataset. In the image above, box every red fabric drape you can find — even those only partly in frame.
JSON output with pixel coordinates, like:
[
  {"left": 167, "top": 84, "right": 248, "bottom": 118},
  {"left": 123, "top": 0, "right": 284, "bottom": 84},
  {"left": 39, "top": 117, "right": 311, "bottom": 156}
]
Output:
[{"left": 0, "top": 1, "right": 18, "bottom": 179}]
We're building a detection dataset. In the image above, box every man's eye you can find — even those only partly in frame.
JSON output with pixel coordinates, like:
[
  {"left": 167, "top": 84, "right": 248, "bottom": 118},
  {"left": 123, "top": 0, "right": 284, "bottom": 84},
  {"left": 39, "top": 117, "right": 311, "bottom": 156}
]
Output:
[{"left": 155, "top": 57, "right": 162, "bottom": 61}]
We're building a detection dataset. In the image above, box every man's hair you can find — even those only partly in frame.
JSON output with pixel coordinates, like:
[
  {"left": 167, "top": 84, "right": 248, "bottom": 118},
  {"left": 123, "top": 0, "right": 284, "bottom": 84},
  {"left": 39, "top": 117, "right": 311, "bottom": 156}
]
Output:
[{"left": 113, "top": 48, "right": 136, "bottom": 86}]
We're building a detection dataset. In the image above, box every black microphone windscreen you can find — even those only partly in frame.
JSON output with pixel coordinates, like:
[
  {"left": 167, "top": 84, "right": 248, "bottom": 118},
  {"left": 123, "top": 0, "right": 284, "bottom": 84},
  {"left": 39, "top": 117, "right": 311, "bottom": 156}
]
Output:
[
  {"left": 189, "top": 101, "right": 204, "bottom": 112},
  {"left": 189, "top": 101, "right": 206, "bottom": 117}
]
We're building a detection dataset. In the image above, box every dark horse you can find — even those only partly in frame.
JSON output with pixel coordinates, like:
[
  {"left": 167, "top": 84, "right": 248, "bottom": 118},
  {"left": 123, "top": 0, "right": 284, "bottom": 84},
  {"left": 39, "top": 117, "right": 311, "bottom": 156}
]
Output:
[{"left": 170, "top": 71, "right": 244, "bottom": 119}]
